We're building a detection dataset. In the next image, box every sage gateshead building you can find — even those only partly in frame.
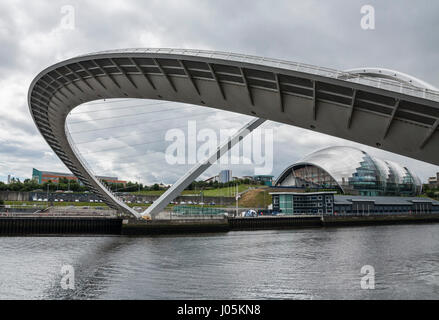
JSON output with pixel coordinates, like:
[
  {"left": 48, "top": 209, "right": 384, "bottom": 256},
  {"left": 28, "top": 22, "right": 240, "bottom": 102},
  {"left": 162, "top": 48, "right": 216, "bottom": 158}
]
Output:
[{"left": 275, "top": 146, "right": 422, "bottom": 196}]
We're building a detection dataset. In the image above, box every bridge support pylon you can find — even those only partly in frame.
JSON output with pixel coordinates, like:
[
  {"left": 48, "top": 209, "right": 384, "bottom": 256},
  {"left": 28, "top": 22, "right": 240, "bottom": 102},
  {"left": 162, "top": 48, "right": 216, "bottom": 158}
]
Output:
[{"left": 142, "top": 117, "right": 266, "bottom": 219}]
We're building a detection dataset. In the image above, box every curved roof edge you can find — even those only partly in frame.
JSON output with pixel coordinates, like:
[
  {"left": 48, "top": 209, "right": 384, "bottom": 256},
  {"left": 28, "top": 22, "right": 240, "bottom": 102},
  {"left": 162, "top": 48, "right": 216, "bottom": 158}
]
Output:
[
  {"left": 275, "top": 146, "right": 422, "bottom": 194},
  {"left": 275, "top": 161, "right": 346, "bottom": 193}
]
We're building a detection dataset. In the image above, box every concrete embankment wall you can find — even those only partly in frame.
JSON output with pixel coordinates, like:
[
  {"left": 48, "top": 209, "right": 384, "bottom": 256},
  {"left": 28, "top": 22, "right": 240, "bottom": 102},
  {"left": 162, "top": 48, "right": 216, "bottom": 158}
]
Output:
[
  {"left": 1, "top": 214, "right": 439, "bottom": 236},
  {"left": 322, "top": 214, "right": 439, "bottom": 226},
  {"left": 125, "top": 214, "right": 439, "bottom": 235},
  {"left": 122, "top": 218, "right": 230, "bottom": 235},
  {"left": 229, "top": 216, "right": 322, "bottom": 230},
  {"left": 0, "top": 217, "right": 122, "bottom": 236}
]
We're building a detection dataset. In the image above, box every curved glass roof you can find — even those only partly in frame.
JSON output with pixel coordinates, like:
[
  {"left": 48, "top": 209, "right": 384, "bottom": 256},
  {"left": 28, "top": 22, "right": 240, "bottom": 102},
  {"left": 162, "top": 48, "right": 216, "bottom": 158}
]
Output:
[{"left": 277, "top": 146, "right": 422, "bottom": 196}]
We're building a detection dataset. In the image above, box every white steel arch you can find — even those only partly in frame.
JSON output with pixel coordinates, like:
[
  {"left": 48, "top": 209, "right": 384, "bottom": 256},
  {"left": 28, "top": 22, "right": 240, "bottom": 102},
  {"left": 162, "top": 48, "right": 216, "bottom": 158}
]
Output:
[
  {"left": 28, "top": 48, "right": 439, "bottom": 218},
  {"left": 343, "top": 67, "right": 439, "bottom": 91}
]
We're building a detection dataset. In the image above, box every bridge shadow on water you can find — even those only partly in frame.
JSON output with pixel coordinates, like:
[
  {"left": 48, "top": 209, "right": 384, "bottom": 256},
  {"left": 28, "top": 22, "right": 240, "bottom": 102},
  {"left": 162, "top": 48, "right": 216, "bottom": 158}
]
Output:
[{"left": 43, "top": 236, "right": 138, "bottom": 300}]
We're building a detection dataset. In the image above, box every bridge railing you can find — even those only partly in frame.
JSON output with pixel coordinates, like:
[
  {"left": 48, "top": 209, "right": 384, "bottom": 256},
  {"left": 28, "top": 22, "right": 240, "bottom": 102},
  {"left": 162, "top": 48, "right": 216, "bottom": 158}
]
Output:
[{"left": 77, "top": 48, "right": 439, "bottom": 102}]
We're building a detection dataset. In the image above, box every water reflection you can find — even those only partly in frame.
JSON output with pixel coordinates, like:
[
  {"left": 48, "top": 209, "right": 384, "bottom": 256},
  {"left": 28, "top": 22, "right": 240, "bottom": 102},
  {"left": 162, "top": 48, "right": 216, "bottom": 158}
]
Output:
[
  {"left": 0, "top": 224, "right": 439, "bottom": 299},
  {"left": 44, "top": 237, "right": 137, "bottom": 299}
]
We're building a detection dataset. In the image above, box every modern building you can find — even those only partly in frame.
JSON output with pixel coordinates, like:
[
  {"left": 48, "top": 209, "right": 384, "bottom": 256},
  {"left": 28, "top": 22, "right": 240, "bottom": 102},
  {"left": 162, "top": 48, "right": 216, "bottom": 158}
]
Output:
[
  {"left": 219, "top": 170, "right": 232, "bottom": 183},
  {"left": 204, "top": 173, "right": 273, "bottom": 185},
  {"left": 271, "top": 191, "right": 335, "bottom": 215},
  {"left": 427, "top": 173, "right": 439, "bottom": 187},
  {"left": 333, "top": 195, "right": 439, "bottom": 215},
  {"left": 32, "top": 168, "right": 126, "bottom": 186},
  {"left": 205, "top": 170, "right": 235, "bottom": 183},
  {"left": 253, "top": 175, "right": 274, "bottom": 186},
  {"left": 275, "top": 146, "right": 422, "bottom": 196},
  {"left": 271, "top": 191, "right": 439, "bottom": 216}
]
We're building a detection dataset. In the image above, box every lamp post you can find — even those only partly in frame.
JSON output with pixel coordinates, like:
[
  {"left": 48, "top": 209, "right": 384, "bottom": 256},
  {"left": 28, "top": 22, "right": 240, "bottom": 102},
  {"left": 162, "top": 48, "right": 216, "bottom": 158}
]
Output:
[
  {"left": 235, "top": 184, "right": 240, "bottom": 217},
  {"left": 46, "top": 183, "right": 49, "bottom": 207}
]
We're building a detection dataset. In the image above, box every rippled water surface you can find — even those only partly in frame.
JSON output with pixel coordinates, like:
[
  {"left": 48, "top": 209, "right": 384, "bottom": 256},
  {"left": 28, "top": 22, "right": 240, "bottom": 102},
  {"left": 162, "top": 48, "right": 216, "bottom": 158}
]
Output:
[{"left": 1, "top": 224, "right": 439, "bottom": 299}]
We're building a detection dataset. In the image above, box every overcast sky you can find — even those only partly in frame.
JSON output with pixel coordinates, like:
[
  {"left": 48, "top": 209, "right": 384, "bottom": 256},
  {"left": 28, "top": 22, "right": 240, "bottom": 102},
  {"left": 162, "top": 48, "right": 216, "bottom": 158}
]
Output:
[{"left": 0, "top": 0, "right": 438, "bottom": 185}]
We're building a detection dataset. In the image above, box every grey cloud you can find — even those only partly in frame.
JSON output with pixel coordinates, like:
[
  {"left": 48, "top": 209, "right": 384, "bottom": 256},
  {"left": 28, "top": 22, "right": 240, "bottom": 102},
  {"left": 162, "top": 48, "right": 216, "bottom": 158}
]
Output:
[{"left": 1, "top": 0, "right": 438, "bottom": 184}]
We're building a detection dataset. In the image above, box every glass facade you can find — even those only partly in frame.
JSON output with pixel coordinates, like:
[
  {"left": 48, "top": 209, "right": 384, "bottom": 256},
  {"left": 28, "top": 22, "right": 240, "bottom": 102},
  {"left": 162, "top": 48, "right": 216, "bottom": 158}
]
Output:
[
  {"left": 279, "top": 194, "right": 294, "bottom": 214},
  {"left": 272, "top": 192, "right": 335, "bottom": 215},
  {"left": 288, "top": 165, "right": 338, "bottom": 189},
  {"left": 272, "top": 193, "right": 439, "bottom": 216},
  {"left": 276, "top": 146, "right": 422, "bottom": 196},
  {"left": 219, "top": 170, "right": 232, "bottom": 183},
  {"left": 347, "top": 153, "right": 385, "bottom": 196}
]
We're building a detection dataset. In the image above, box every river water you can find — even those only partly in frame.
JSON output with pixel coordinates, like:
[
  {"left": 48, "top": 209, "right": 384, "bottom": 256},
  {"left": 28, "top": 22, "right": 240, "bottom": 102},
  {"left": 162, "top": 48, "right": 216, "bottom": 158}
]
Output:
[{"left": 0, "top": 224, "right": 439, "bottom": 299}]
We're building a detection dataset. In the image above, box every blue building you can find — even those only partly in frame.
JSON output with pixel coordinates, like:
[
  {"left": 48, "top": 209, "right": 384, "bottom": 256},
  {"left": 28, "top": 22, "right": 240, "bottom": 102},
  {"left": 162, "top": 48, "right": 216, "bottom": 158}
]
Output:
[
  {"left": 219, "top": 170, "right": 232, "bottom": 183},
  {"left": 270, "top": 191, "right": 439, "bottom": 216},
  {"left": 271, "top": 192, "right": 335, "bottom": 215}
]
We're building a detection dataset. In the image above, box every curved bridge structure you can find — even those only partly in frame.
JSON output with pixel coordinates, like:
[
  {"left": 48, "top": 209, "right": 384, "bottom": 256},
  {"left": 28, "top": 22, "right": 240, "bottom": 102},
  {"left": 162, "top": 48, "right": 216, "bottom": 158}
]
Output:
[
  {"left": 28, "top": 48, "right": 439, "bottom": 217},
  {"left": 342, "top": 68, "right": 439, "bottom": 91}
]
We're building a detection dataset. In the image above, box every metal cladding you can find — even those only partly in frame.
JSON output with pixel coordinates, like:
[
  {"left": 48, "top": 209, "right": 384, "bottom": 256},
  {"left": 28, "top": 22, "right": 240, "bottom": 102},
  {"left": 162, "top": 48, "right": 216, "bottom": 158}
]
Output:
[
  {"left": 28, "top": 48, "right": 439, "bottom": 216},
  {"left": 275, "top": 146, "right": 423, "bottom": 196}
]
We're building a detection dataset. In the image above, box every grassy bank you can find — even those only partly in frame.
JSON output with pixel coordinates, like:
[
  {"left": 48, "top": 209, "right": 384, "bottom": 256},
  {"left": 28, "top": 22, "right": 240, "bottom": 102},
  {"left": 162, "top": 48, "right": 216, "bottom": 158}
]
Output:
[
  {"left": 238, "top": 189, "right": 272, "bottom": 208},
  {"left": 132, "top": 184, "right": 259, "bottom": 197}
]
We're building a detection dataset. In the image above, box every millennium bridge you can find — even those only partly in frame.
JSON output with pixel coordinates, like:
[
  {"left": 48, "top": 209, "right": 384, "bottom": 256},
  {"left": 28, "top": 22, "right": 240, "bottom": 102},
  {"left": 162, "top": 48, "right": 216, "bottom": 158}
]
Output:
[{"left": 28, "top": 48, "right": 439, "bottom": 218}]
